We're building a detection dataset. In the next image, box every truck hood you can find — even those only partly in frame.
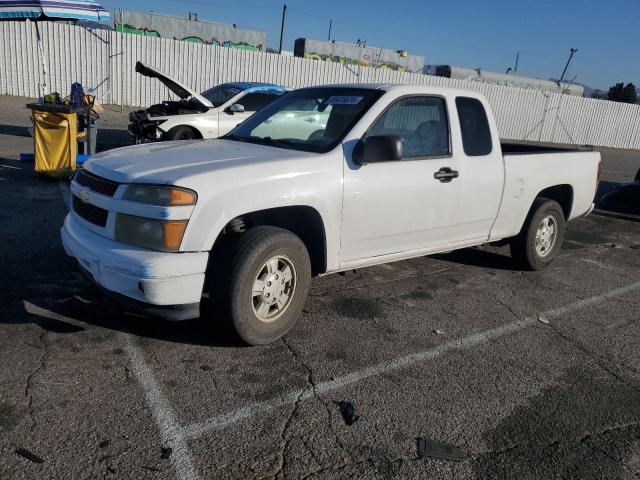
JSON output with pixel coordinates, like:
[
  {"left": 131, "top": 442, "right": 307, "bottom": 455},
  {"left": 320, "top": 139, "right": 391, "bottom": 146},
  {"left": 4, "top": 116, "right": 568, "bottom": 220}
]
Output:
[
  {"left": 84, "top": 140, "right": 316, "bottom": 185},
  {"left": 135, "top": 61, "right": 213, "bottom": 109}
]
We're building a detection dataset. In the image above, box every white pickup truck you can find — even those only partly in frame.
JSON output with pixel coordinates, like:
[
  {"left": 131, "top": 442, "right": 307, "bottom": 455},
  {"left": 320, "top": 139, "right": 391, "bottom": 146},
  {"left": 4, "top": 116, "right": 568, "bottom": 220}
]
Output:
[{"left": 61, "top": 84, "right": 601, "bottom": 345}]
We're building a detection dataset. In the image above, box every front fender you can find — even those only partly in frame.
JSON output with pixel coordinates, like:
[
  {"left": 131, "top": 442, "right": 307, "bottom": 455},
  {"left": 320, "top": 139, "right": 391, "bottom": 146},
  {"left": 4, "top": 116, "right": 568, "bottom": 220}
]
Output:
[{"left": 179, "top": 153, "right": 344, "bottom": 272}]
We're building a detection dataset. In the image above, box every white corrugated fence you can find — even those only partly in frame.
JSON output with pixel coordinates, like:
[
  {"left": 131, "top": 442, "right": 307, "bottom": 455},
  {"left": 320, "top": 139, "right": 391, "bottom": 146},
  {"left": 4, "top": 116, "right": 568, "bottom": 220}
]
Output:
[{"left": 1, "top": 20, "right": 639, "bottom": 150}]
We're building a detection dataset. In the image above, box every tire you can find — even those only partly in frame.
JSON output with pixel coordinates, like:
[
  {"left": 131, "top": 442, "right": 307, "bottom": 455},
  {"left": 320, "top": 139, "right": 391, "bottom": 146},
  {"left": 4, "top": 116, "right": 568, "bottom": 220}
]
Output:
[
  {"left": 510, "top": 198, "right": 566, "bottom": 271},
  {"left": 228, "top": 226, "right": 311, "bottom": 345},
  {"left": 164, "top": 126, "right": 198, "bottom": 141}
]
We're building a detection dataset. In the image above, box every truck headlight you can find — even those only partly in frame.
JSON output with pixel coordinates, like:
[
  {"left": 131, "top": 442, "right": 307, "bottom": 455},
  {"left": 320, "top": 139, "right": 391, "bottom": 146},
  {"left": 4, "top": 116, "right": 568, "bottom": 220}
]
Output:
[
  {"left": 122, "top": 185, "right": 197, "bottom": 206},
  {"left": 114, "top": 214, "right": 188, "bottom": 252}
]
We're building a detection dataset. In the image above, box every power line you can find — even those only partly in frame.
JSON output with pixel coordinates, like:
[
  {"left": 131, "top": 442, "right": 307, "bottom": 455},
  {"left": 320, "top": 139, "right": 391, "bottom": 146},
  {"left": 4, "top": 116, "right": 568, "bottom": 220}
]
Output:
[
  {"left": 152, "top": 0, "right": 274, "bottom": 10},
  {"left": 118, "top": 1, "right": 636, "bottom": 87},
  {"left": 285, "top": 6, "right": 553, "bottom": 56}
]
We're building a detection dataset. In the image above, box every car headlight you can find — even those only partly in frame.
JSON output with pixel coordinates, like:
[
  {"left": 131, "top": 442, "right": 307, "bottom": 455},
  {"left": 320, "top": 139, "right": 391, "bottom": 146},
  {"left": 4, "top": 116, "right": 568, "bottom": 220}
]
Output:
[
  {"left": 122, "top": 185, "right": 197, "bottom": 206},
  {"left": 114, "top": 214, "right": 188, "bottom": 252}
]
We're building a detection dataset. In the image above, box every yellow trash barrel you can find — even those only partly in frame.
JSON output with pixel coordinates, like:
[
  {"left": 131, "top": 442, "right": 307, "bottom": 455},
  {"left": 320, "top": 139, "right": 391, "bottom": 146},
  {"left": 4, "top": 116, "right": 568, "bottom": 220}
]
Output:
[{"left": 32, "top": 110, "right": 77, "bottom": 178}]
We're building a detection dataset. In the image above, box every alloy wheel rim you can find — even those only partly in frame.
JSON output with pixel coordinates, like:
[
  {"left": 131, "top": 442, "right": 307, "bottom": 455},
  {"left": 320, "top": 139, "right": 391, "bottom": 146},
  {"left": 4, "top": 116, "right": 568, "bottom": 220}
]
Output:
[
  {"left": 535, "top": 215, "right": 557, "bottom": 257},
  {"left": 251, "top": 255, "right": 297, "bottom": 323}
]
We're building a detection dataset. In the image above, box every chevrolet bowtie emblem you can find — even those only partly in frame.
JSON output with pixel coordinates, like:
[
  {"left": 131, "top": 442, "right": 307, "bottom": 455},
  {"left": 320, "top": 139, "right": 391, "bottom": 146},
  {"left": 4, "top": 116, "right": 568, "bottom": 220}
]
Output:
[{"left": 79, "top": 188, "right": 90, "bottom": 203}]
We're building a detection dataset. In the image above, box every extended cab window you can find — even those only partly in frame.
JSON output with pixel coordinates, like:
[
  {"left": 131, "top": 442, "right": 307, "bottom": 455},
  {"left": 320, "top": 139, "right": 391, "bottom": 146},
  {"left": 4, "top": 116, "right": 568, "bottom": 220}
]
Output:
[
  {"left": 238, "top": 91, "right": 283, "bottom": 112},
  {"left": 456, "top": 97, "right": 493, "bottom": 156},
  {"left": 367, "top": 96, "right": 450, "bottom": 158}
]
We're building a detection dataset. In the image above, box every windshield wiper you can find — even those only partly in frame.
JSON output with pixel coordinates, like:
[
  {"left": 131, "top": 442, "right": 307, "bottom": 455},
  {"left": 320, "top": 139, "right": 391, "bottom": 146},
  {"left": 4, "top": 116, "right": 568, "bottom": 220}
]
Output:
[
  {"left": 246, "top": 136, "right": 299, "bottom": 148},
  {"left": 221, "top": 135, "right": 301, "bottom": 150},
  {"left": 220, "top": 133, "right": 246, "bottom": 142}
]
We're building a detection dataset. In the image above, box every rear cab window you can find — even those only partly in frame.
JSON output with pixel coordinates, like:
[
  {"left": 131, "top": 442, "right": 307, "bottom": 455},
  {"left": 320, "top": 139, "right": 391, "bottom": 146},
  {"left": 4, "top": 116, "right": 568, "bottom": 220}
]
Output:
[{"left": 455, "top": 97, "right": 493, "bottom": 156}]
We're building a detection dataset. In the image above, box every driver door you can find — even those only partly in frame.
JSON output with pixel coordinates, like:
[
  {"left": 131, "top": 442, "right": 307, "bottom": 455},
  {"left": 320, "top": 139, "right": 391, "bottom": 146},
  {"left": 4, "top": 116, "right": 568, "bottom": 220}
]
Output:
[{"left": 340, "top": 95, "right": 464, "bottom": 263}]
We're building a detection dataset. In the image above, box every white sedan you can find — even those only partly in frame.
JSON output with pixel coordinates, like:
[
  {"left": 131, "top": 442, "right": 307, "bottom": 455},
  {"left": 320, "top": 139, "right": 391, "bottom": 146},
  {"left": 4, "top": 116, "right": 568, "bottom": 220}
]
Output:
[{"left": 128, "top": 62, "right": 287, "bottom": 143}]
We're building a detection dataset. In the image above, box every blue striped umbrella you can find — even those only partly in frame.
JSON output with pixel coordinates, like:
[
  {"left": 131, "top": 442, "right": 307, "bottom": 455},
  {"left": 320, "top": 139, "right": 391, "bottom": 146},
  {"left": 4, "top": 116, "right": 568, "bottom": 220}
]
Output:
[{"left": 0, "top": 0, "right": 110, "bottom": 21}]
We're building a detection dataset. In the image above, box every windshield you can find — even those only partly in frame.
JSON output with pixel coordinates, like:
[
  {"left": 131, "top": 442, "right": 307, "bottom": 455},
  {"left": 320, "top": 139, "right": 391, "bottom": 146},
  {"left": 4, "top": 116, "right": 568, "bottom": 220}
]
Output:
[
  {"left": 223, "top": 87, "right": 383, "bottom": 153},
  {"left": 200, "top": 84, "right": 243, "bottom": 107}
]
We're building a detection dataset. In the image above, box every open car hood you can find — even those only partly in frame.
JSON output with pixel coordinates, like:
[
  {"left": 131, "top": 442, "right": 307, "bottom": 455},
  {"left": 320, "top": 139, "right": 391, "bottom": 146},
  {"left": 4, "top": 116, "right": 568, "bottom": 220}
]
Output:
[{"left": 135, "top": 61, "right": 213, "bottom": 108}]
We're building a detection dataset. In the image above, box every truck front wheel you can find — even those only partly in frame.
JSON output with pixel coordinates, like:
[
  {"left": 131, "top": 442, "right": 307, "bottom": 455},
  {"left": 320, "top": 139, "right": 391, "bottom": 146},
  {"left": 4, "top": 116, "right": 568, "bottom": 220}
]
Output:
[
  {"left": 510, "top": 198, "right": 566, "bottom": 271},
  {"left": 228, "top": 226, "right": 311, "bottom": 345}
]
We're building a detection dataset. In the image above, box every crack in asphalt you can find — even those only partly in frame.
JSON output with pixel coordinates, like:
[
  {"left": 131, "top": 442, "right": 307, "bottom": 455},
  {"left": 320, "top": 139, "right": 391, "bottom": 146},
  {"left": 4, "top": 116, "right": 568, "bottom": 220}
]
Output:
[
  {"left": 268, "top": 336, "right": 314, "bottom": 480},
  {"left": 550, "top": 325, "right": 640, "bottom": 394},
  {"left": 280, "top": 336, "right": 355, "bottom": 477},
  {"left": 490, "top": 292, "right": 522, "bottom": 321},
  {"left": 24, "top": 330, "right": 49, "bottom": 433}
]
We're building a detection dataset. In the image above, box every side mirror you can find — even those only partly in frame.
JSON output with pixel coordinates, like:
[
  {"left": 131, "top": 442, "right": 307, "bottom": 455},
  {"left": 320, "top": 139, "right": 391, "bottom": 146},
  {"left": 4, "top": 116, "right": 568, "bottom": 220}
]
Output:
[
  {"left": 353, "top": 135, "right": 403, "bottom": 165},
  {"left": 227, "top": 103, "right": 245, "bottom": 114}
]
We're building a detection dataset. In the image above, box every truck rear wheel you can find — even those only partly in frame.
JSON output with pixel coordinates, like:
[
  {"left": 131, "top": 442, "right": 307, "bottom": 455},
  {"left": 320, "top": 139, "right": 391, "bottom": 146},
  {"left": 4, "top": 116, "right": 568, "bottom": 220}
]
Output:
[
  {"left": 510, "top": 198, "right": 566, "bottom": 271},
  {"left": 228, "top": 226, "right": 311, "bottom": 345}
]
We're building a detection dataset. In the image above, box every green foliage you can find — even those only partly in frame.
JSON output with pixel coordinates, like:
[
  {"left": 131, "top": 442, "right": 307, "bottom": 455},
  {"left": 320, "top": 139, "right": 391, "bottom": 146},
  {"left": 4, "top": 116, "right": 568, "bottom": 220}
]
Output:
[{"left": 607, "top": 83, "right": 637, "bottom": 103}]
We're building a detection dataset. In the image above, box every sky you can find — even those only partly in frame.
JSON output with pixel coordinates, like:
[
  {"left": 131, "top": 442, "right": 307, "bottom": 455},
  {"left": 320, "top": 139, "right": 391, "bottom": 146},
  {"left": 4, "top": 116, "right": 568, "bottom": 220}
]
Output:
[{"left": 99, "top": 0, "right": 640, "bottom": 91}]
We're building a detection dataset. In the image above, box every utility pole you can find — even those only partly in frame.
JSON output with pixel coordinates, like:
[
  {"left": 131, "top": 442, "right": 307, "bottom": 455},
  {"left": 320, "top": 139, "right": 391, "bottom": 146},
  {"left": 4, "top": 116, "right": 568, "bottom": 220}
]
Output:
[
  {"left": 514, "top": 51, "right": 519, "bottom": 72},
  {"left": 559, "top": 48, "right": 577, "bottom": 83},
  {"left": 328, "top": 19, "right": 332, "bottom": 41},
  {"left": 278, "top": 4, "right": 287, "bottom": 54}
]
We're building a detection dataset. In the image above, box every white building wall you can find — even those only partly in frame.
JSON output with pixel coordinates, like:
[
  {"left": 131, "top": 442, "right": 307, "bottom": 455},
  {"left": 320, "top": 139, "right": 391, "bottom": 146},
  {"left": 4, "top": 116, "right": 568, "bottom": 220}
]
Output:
[{"left": 1, "top": 21, "right": 639, "bottom": 150}]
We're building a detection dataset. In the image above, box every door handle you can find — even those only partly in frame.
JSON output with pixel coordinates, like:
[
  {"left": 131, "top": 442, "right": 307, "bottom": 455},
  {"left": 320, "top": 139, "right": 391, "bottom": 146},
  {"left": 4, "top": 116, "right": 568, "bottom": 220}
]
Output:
[{"left": 434, "top": 167, "right": 459, "bottom": 183}]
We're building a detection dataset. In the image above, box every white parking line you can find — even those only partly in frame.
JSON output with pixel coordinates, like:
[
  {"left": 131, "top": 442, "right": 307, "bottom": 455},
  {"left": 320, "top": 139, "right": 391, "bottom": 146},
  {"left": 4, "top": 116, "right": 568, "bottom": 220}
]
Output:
[
  {"left": 581, "top": 258, "right": 615, "bottom": 270},
  {"left": 24, "top": 278, "right": 640, "bottom": 478},
  {"left": 122, "top": 336, "right": 200, "bottom": 480},
  {"left": 24, "top": 302, "right": 200, "bottom": 480},
  {"left": 181, "top": 280, "right": 640, "bottom": 440},
  {"left": 54, "top": 176, "right": 198, "bottom": 480},
  {"left": 44, "top": 181, "right": 640, "bottom": 478}
]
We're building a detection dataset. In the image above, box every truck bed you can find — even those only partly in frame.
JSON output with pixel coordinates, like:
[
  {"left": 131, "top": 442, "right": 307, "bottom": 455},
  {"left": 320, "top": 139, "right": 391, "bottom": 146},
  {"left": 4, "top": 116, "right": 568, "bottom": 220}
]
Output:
[
  {"left": 490, "top": 148, "right": 601, "bottom": 242},
  {"left": 500, "top": 142, "right": 588, "bottom": 155}
]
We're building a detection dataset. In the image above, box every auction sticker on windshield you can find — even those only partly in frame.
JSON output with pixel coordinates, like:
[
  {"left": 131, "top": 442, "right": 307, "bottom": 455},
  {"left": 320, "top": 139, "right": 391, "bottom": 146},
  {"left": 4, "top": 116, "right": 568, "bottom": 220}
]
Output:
[{"left": 325, "top": 96, "right": 364, "bottom": 105}]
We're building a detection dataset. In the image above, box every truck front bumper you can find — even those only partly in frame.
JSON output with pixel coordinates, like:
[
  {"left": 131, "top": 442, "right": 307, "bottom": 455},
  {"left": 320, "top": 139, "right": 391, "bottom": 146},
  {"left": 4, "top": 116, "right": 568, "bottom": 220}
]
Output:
[{"left": 61, "top": 214, "right": 208, "bottom": 320}]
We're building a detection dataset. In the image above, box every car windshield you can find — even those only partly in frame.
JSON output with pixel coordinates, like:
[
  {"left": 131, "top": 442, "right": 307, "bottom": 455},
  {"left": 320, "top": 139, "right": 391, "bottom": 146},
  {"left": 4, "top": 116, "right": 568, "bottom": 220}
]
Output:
[
  {"left": 200, "top": 84, "right": 243, "bottom": 107},
  {"left": 222, "top": 87, "right": 383, "bottom": 153}
]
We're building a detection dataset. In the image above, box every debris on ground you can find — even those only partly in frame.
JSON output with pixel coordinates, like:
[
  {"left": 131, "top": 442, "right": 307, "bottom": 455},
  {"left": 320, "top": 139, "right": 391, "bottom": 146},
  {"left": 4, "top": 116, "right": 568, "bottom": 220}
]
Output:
[
  {"left": 416, "top": 437, "right": 466, "bottom": 461},
  {"left": 433, "top": 329, "right": 445, "bottom": 335},
  {"left": 538, "top": 314, "right": 550, "bottom": 324},
  {"left": 15, "top": 448, "right": 44, "bottom": 464},
  {"left": 335, "top": 401, "right": 360, "bottom": 426},
  {"left": 160, "top": 447, "right": 172, "bottom": 460},
  {"left": 98, "top": 439, "right": 110, "bottom": 448}
]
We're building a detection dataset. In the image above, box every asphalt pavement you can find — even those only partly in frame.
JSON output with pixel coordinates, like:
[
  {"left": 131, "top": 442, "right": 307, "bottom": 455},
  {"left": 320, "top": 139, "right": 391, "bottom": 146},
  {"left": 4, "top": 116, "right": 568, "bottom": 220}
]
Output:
[{"left": 1, "top": 96, "right": 639, "bottom": 480}]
